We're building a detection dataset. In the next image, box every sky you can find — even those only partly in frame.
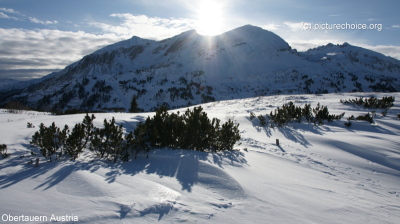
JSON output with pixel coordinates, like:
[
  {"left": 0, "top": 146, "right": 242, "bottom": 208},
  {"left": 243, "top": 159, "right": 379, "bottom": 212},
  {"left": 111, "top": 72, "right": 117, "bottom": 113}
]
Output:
[{"left": 0, "top": 0, "right": 399, "bottom": 80}]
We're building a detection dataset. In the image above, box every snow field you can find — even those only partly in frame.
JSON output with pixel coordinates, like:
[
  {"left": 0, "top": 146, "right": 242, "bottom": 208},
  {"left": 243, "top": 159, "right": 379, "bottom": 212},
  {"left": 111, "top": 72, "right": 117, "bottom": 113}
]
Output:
[{"left": 1, "top": 92, "right": 400, "bottom": 223}]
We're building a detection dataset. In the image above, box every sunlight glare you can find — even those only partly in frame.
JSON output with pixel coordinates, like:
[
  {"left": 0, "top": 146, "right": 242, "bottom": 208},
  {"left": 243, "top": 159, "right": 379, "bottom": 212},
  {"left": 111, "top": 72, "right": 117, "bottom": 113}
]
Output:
[{"left": 195, "top": 1, "right": 225, "bottom": 36}]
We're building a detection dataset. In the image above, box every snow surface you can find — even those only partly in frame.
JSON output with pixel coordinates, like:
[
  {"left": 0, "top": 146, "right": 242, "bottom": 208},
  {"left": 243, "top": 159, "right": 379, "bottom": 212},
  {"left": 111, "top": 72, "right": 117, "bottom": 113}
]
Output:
[{"left": 1, "top": 92, "right": 400, "bottom": 223}]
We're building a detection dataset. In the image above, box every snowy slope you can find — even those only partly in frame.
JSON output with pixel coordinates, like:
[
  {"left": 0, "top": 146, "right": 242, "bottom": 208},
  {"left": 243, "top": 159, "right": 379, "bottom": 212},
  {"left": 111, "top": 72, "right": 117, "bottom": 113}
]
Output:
[
  {"left": 1, "top": 25, "right": 400, "bottom": 112},
  {"left": 1, "top": 92, "right": 400, "bottom": 223},
  {"left": 0, "top": 78, "right": 21, "bottom": 89}
]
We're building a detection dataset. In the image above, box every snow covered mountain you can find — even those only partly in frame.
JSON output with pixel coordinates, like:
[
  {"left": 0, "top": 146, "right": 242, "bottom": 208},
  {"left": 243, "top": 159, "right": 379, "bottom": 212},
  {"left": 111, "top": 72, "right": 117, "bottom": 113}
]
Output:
[
  {"left": 1, "top": 25, "right": 399, "bottom": 112},
  {"left": 0, "top": 78, "right": 21, "bottom": 89}
]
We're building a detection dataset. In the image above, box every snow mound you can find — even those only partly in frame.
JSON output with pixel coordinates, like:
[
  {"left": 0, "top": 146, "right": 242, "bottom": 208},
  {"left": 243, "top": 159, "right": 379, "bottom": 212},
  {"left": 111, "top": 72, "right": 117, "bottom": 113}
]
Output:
[{"left": 197, "top": 161, "right": 245, "bottom": 199}]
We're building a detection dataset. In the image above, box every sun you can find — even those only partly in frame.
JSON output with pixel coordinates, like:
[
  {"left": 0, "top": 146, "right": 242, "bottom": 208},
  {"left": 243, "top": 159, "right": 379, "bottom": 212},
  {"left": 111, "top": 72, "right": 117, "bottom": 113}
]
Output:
[{"left": 195, "top": 1, "right": 225, "bottom": 36}]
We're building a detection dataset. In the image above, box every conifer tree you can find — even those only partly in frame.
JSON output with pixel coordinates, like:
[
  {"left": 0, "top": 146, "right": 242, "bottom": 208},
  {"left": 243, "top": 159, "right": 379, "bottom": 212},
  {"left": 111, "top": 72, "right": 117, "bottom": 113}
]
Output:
[
  {"left": 64, "top": 113, "right": 95, "bottom": 160},
  {"left": 133, "top": 122, "right": 150, "bottom": 157},
  {"left": 89, "top": 117, "right": 125, "bottom": 162},
  {"left": 30, "top": 122, "right": 69, "bottom": 161},
  {"left": 216, "top": 119, "right": 240, "bottom": 151},
  {"left": 0, "top": 144, "right": 7, "bottom": 157},
  {"left": 124, "top": 131, "right": 136, "bottom": 159},
  {"left": 181, "top": 106, "right": 213, "bottom": 151},
  {"left": 258, "top": 115, "right": 267, "bottom": 126},
  {"left": 129, "top": 95, "right": 139, "bottom": 113},
  {"left": 65, "top": 123, "right": 85, "bottom": 160}
]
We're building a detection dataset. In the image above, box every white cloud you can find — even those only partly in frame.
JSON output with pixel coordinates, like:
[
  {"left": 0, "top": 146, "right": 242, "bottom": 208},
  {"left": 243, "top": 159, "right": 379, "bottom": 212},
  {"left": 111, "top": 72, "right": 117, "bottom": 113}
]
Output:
[
  {"left": 358, "top": 44, "right": 400, "bottom": 60},
  {"left": 392, "top": 25, "right": 400, "bottom": 29},
  {"left": 0, "top": 8, "right": 19, "bottom": 14},
  {"left": 28, "top": 17, "right": 58, "bottom": 25},
  {"left": 0, "top": 8, "right": 58, "bottom": 25},
  {"left": 90, "top": 13, "right": 195, "bottom": 40},
  {"left": 0, "top": 28, "right": 125, "bottom": 80},
  {"left": 282, "top": 21, "right": 305, "bottom": 31},
  {"left": 0, "top": 8, "right": 20, "bottom": 20},
  {"left": 0, "top": 12, "right": 11, "bottom": 19},
  {"left": 261, "top": 23, "right": 282, "bottom": 31},
  {"left": 0, "top": 14, "right": 198, "bottom": 80}
]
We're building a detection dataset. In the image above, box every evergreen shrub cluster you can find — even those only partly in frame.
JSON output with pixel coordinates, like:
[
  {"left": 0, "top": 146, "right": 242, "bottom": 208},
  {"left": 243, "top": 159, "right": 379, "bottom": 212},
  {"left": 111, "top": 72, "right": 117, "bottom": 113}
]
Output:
[
  {"left": 30, "top": 106, "right": 241, "bottom": 163},
  {"left": 342, "top": 96, "right": 396, "bottom": 127},
  {"left": 89, "top": 117, "right": 129, "bottom": 163},
  {"left": 347, "top": 113, "right": 374, "bottom": 123},
  {"left": 30, "top": 122, "right": 71, "bottom": 161},
  {"left": 268, "top": 101, "right": 344, "bottom": 126},
  {"left": 30, "top": 114, "right": 141, "bottom": 163},
  {"left": 340, "top": 96, "right": 395, "bottom": 109},
  {"left": 137, "top": 106, "right": 241, "bottom": 152}
]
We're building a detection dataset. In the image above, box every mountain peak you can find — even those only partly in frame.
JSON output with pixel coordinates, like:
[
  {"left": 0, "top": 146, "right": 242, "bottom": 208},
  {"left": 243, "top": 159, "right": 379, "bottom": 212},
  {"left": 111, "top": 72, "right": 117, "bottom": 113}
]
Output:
[
  {"left": 232, "top": 24, "right": 264, "bottom": 32},
  {"left": 220, "top": 24, "right": 290, "bottom": 51},
  {"left": 94, "top": 35, "right": 156, "bottom": 54}
]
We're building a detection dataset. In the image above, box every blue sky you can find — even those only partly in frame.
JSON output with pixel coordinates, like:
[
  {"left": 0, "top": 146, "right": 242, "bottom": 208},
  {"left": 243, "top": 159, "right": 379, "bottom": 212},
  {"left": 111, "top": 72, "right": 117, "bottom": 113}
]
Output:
[{"left": 0, "top": 0, "right": 399, "bottom": 80}]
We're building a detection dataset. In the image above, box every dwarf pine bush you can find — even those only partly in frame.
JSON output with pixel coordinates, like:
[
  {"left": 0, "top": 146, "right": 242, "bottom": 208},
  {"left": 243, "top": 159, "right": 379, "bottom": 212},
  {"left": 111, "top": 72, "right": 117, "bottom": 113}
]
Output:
[
  {"left": 64, "top": 114, "right": 96, "bottom": 160},
  {"left": 30, "top": 122, "right": 69, "bottom": 161},
  {"left": 140, "top": 106, "right": 241, "bottom": 152},
  {"left": 340, "top": 96, "right": 395, "bottom": 109},
  {"left": 269, "top": 101, "right": 344, "bottom": 127},
  {"left": 0, "top": 144, "right": 8, "bottom": 158},
  {"left": 30, "top": 107, "right": 241, "bottom": 163},
  {"left": 355, "top": 113, "right": 374, "bottom": 123}
]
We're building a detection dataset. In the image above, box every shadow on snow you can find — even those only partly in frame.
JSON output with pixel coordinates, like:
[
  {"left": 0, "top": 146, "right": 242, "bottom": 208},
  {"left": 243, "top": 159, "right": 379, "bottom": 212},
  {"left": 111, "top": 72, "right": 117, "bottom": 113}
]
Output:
[{"left": 0, "top": 148, "right": 247, "bottom": 194}]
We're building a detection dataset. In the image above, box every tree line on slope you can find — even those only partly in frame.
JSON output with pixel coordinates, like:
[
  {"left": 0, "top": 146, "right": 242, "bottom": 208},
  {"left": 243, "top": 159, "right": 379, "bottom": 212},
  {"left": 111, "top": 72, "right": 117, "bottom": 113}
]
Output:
[{"left": 30, "top": 106, "right": 241, "bottom": 163}]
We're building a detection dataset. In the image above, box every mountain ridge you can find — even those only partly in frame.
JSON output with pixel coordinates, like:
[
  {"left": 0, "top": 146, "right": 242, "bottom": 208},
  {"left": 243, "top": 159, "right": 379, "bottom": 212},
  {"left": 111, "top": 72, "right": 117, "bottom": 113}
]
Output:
[{"left": 1, "top": 24, "right": 399, "bottom": 112}]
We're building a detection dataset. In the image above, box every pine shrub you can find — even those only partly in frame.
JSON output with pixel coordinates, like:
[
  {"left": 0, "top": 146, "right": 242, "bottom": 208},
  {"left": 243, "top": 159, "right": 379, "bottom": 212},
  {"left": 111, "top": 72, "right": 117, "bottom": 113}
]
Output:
[
  {"left": 214, "top": 119, "right": 240, "bottom": 151},
  {"left": 89, "top": 117, "right": 125, "bottom": 163},
  {"left": 269, "top": 101, "right": 344, "bottom": 126},
  {"left": 348, "top": 115, "right": 356, "bottom": 121},
  {"left": 30, "top": 122, "right": 69, "bottom": 161},
  {"left": 65, "top": 114, "right": 95, "bottom": 160},
  {"left": 65, "top": 123, "right": 86, "bottom": 160},
  {"left": 29, "top": 107, "right": 241, "bottom": 163},
  {"left": 340, "top": 96, "right": 395, "bottom": 109},
  {"left": 0, "top": 144, "right": 8, "bottom": 158},
  {"left": 355, "top": 113, "right": 374, "bottom": 123},
  {"left": 132, "top": 121, "right": 151, "bottom": 157},
  {"left": 138, "top": 106, "right": 241, "bottom": 152},
  {"left": 257, "top": 115, "right": 267, "bottom": 126},
  {"left": 249, "top": 112, "right": 256, "bottom": 120}
]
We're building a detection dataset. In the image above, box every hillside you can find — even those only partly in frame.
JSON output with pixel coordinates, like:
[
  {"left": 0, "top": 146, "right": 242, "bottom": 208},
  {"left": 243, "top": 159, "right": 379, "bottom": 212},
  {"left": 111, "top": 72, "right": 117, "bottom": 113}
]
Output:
[
  {"left": 1, "top": 92, "right": 400, "bottom": 223},
  {"left": 1, "top": 25, "right": 400, "bottom": 112}
]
